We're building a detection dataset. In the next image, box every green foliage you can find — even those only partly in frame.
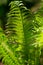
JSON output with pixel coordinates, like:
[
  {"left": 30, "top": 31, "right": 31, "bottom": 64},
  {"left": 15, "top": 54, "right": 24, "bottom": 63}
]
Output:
[
  {"left": 0, "top": 0, "right": 43, "bottom": 65},
  {"left": 0, "top": 0, "right": 7, "bottom": 5},
  {"left": 0, "top": 27, "right": 21, "bottom": 65}
]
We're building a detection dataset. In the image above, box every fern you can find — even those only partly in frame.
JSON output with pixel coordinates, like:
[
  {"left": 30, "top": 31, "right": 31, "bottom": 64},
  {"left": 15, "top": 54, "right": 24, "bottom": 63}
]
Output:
[
  {"left": 0, "top": 0, "right": 43, "bottom": 65},
  {"left": 0, "top": 27, "right": 22, "bottom": 65},
  {"left": 35, "top": 12, "right": 43, "bottom": 47},
  {"left": 5, "top": 1, "right": 41, "bottom": 65}
]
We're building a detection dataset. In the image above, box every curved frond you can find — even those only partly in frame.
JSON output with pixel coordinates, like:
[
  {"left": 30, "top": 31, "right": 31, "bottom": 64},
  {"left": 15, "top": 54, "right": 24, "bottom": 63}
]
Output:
[
  {"left": 5, "top": 1, "right": 41, "bottom": 65},
  {"left": 0, "top": 0, "right": 43, "bottom": 65}
]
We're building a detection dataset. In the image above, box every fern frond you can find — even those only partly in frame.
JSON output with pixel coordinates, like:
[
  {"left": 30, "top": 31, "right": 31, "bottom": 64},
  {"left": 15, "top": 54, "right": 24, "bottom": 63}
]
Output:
[
  {"left": 0, "top": 27, "right": 22, "bottom": 65},
  {"left": 35, "top": 9, "right": 43, "bottom": 47},
  {"left": 6, "top": 1, "right": 38, "bottom": 44},
  {"left": 5, "top": 1, "right": 41, "bottom": 65}
]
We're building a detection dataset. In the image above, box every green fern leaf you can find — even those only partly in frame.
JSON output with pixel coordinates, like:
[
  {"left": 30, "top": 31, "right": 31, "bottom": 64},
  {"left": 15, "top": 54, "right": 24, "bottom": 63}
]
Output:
[
  {"left": 0, "top": 27, "right": 22, "bottom": 65},
  {"left": 0, "top": 1, "right": 43, "bottom": 65},
  {"left": 5, "top": 1, "right": 41, "bottom": 65}
]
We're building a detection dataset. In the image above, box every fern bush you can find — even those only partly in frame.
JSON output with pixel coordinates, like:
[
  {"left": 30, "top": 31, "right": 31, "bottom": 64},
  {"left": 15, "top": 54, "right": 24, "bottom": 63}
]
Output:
[{"left": 0, "top": 0, "right": 43, "bottom": 65}]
